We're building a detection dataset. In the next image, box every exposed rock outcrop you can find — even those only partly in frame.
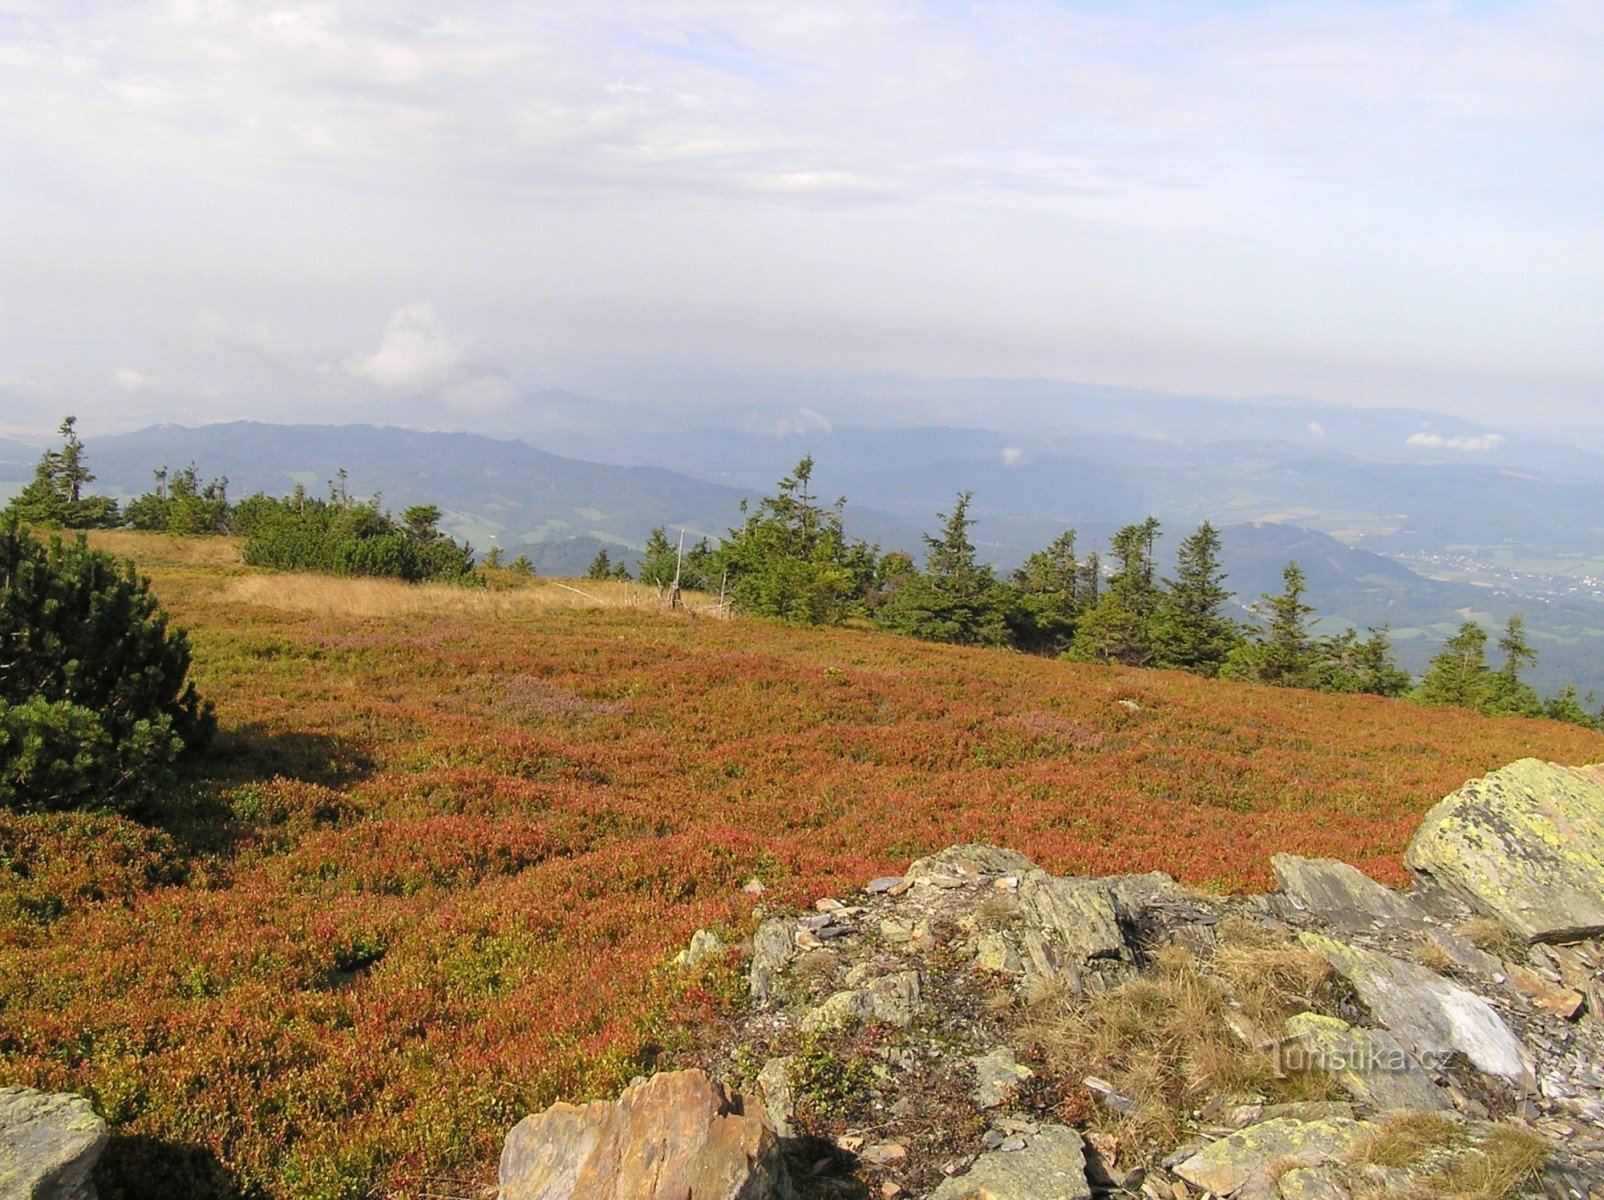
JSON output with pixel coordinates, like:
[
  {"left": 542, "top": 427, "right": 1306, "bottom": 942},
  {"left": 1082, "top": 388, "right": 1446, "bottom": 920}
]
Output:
[{"left": 0, "top": 1086, "right": 108, "bottom": 1200}]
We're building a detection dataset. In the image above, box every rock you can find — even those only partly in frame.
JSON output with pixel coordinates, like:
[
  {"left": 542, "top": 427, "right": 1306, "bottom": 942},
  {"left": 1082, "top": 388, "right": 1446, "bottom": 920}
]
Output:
[
  {"left": 1504, "top": 963, "right": 1587, "bottom": 1020},
  {"left": 970, "top": 1047, "right": 1033, "bottom": 1110},
  {"left": 799, "top": 971, "right": 922, "bottom": 1033},
  {"left": 675, "top": 929, "right": 727, "bottom": 969},
  {"left": 756, "top": 1057, "right": 796, "bottom": 1140},
  {"left": 860, "top": 1142, "right": 906, "bottom": 1166},
  {"left": 1405, "top": 759, "right": 1604, "bottom": 944},
  {"left": 865, "top": 876, "right": 905, "bottom": 894},
  {"left": 1280, "top": 1013, "right": 1452, "bottom": 1112},
  {"left": 1276, "top": 1166, "right": 1352, "bottom": 1200},
  {"left": 1270, "top": 855, "right": 1431, "bottom": 934},
  {"left": 1012, "top": 871, "right": 1129, "bottom": 988},
  {"left": 499, "top": 1069, "right": 785, "bottom": 1200},
  {"left": 928, "top": 1124, "right": 1092, "bottom": 1200},
  {"left": 907, "top": 845, "right": 1039, "bottom": 883},
  {"left": 1172, "top": 1116, "right": 1371, "bottom": 1198},
  {"left": 1299, "top": 934, "right": 1536, "bottom": 1089},
  {"left": 0, "top": 1087, "right": 108, "bottom": 1200},
  {"left": 751, "top": 918, "right": 796, "bottom": 1002}
]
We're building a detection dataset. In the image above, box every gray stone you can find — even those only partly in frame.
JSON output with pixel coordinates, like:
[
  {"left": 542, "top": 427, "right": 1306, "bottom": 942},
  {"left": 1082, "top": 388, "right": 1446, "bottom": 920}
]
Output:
[
  {"left": 755, "top": 1057, "right": 796, "bottom": 1140},
  {"left": 865, "top": 876, "right": 905, "bottom": 894},
  {"left": 674, "top": 929, "right": 727, "bottom": 969},
  {"left": 750, "top": 918, "right": 796, "bottom": 1002},
  {"left": 1276, "top": 1166, "right": 1352, "bottom": 1200},
  {"left": 1405, "top": 759, "right": 1604, "bottom": 943},
  {"left": 1173, "top": 1116, "right": 1372, "bottom": 1198},
  {"left": 1012, "top": 871, "right": 1129, "bottom": 988},
  {"left": 906, "top": 845, "right": 1039, "bottom": 883},
  {"left": 799, "top": 971, "right": 922, "bottom": 1033},
  {"left": 0, "top": 1087, "right": 109, "bottom": 1200},
  {"left": 1280, "top": 1013, "right": 1452, "bottom": 1112},
  {"left": 1299, "top": 934, "right": 1535, "bottom": 1089},
  {"left": 1271, "top": 855, "right": 1431, "bottom": 934},
  {"left": 927, "top": 1124, "right": 1091, "bottom": 1200},
  {"left": 499, "top": 1069, "right": 785, "bottom": 1200},
  {"left": 970, "top": 1047, "right": 1033, "bottom": 1111}
]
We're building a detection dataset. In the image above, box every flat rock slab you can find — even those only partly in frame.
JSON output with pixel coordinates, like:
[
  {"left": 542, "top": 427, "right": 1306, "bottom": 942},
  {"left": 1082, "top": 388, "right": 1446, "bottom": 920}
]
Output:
[
  {"left": 970, "top": 1047, "right": 1033, "bottom": 1111},
  {"left": 1173, "top": 1116, "right": 1371, "bottom": 1197},
  {"left": 1405, "top": 758, "right": 1604, "bottom": 943},
  {"left": 1299, "top": 934, "right": 1534, "bottom": 1089},
  {"left": 928, "top": 1124, "right": 1091, "bottom": 1200},
  {"left": 1281, "top": 1012, "right": 1452, "bottom": 1113},
  {"left": 1271, "top": 854, "right": 1431, "bottom": 934},
  {"left": 0, "top": 1086, "right": 108, "bottom": 1200},
  {"left": 499, "top": 1069, "right": 785, "bottom": 1200}
]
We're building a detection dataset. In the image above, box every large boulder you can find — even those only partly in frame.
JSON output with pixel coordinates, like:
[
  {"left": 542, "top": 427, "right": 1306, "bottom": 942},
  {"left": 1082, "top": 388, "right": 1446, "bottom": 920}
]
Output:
[
  {"left": 1405, "top": 759, "right": 1604, "bottom": 943},
  {"left": 499, "top": 1069, "right": 786, "bottom": 1200},
  {"left": 1172, "top": 1115, "right": 1372, "bottom": 1198},
  {"left": 0, "top": 1086, "right": 108, "bottom": 1200},
  {"left": 1299, "top": 934, "right": 1534, "bottom": 1089}
]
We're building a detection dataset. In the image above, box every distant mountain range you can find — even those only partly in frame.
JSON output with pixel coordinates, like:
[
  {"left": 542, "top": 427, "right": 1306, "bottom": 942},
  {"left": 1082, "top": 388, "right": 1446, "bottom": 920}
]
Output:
[{"left": 6, "top": 381, "right": 1604, "bottom": 694}]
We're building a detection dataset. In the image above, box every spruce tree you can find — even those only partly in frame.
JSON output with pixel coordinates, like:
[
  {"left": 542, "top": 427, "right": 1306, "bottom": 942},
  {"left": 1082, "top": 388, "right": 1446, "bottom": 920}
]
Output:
[
  {"left": 1487, "top": 615, "right": 1542, "bottom": 716},
  {"left": 1154, "top": 521, "right": 1240, "bottom": 674},
  {"left": 586, "top": 549, "right": 614, "bottom": 580},
  {"left": 1067, "top": 519, "right": 1162, "bottom": 665},
  {"left": 3, "top": 416, "right": 119, "bottom": 529},
  {"left": 1222, "top": 561, "right": 1317, "bottom": 686},
  {"left": 1009, "top": 530, "right": 1083, "bottom": 655},
  {"left": 876, "top": 492, "right": 1012, "bottom": 646},
  {"left": 1416, "top": 622, "right": 1495, "bottom": 710}
]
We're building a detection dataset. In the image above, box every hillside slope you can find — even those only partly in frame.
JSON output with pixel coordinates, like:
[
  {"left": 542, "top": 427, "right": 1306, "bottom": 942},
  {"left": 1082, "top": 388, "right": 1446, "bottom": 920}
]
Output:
[{"left": 2, "top": 534, "right": 1601, "bottom": 1198}]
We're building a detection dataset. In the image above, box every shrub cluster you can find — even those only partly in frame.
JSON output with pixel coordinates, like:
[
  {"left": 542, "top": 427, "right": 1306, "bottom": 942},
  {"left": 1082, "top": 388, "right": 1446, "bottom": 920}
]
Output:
[{"left": 238, "top": 491, "right": 476, "bottom": 584}]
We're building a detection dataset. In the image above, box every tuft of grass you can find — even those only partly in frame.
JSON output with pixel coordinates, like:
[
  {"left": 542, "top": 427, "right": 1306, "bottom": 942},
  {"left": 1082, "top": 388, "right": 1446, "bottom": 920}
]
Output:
[
  {"left": 1019, "top": 943, "right": 1339, "bottom": 1165},
  {"left": 1351, "top": 1115, "right": 1547, "bottom": 1200},
  {"left": 1457, "top": 917, "right": 1525, "bottom": 961},
  {"left": 1211, "top": 938, "right": 1342, "bottom": 1037},
  {"left": 1352, "top": 1112, "right": 1461, "bottom": 1169}
]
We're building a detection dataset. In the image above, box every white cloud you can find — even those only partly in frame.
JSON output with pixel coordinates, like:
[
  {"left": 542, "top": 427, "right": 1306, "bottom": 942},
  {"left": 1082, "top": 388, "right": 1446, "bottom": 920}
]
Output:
[
  {"left": 349, "top": 304, "right": 466, "bottom": 393},
  {"left": 1306, "top": 421, "right": 1326, "bottom": 441},
  {"left": 1406, "top": 431, "right": 1506, "bottom": 452},
  {"left": 774, "top": 407, "right": 833, "bottom": 436},
  {"left": 1001, "top": 446, "right": 1026, "bottom": 467},
  {"left": 113, "top": 368, "right": 151, "bottom": 392}
]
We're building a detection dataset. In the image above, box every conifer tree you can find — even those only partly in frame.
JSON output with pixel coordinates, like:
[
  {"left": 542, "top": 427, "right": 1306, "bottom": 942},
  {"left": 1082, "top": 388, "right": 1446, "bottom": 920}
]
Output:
[
  {"left": 1416, "top": 621, "right": 1495, "bottom": 710},
  {"left": 3, "top": 416, "right": 120, "bottom": 529},
  {"left": 1067, "top": 518, "right": 1162, "bottom": 665},
  {"left": 1154, "top": 521, "right": 1240, "bottom": 674},
  {"left": 876, "top": 492, "right": 1012, "bottom": 646},
  {"left": 1009, "top": 529, "right": 1083, "bottom": 655},
  {"left": 716, "top": 458, "right": 876, "bottom": 623},
  {"left": 586, "top": 549, "right": 614, "bottom": 580},
  {"left": 1222, "top": 561, "right": 1317, "bottom": 686},
  {"left": 1487, "top": 615, "right": 1542, "bottom": 716}
]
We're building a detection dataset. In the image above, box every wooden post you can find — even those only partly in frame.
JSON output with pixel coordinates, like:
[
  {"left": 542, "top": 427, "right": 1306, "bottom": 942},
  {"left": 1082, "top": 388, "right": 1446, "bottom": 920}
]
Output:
[{"left": 669, "top": 530, "right": 685, "bottom": 610}]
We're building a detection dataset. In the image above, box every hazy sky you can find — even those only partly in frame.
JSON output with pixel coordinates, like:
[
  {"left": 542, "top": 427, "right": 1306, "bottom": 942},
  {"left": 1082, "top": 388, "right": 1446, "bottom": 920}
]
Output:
[{"left": 2, "top": 0, "right": 1601, "bottom": 437}]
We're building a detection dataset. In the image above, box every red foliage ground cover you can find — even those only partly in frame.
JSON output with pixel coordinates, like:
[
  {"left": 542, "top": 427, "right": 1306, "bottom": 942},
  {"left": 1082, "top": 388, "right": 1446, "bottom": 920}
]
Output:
[{"left": 3, "top": 544, "right": 1600, "bottom": 1198}]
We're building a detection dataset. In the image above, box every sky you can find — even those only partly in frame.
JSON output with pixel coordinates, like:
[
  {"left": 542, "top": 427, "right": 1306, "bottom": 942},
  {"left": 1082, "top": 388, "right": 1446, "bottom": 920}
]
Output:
[{"left": 2, "top": 0, "right": 1601, "bottom": 438}]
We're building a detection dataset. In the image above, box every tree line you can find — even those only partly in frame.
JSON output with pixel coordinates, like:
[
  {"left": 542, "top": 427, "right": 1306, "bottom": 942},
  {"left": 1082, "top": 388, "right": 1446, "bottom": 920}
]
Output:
[
  {"left": 5, "top": 424, "right": 1595, "bottom": 728},
  {"left": 646, "top": 457, "right": 1597, "bottom": 728}
]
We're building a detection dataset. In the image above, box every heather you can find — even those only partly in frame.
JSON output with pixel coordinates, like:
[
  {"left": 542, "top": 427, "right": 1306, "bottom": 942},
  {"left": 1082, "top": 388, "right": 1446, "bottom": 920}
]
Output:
[{"left": 2, "top": 533, "right": 1601, "bottom": 1199}]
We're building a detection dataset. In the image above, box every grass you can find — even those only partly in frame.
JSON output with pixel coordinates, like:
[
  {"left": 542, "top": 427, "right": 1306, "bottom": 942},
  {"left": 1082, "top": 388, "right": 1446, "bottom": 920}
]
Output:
[
  {"left": 1350, "top": 1113, "right": 1548, "bottom": 1200},
  {"left": 1019, "top": 940, "right": 1345, "bottom": 1164},
  {"left": 3, "top": 536, "right": 1601, "bottom": 1199}
]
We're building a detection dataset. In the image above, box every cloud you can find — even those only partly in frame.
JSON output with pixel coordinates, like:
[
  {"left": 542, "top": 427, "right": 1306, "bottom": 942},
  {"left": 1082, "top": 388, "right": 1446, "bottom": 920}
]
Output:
[
  {"left": 774, "top": 407, "right": 833, "bottom": 436},
  {"left": 1306, "top": 421, "right": 1326, "bottom": 441},
  {"left": 1406, "top": 431, "right": 1507, "bottom": 453},
  {"left": 1001, "top": 446, "right": 1026, "bottom": 468},
  {"left": 113, "top": 368, "right": 152, "bottom": 392},
  {"left": 349, "top": 305, "right": 465, "bottom": 393}
]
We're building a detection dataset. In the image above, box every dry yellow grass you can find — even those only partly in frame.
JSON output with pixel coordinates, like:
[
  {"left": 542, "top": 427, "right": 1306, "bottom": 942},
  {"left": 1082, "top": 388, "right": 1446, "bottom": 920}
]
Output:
[
  {"left": 225, "top": 571, "right": 725, "bottom": 619},
  {"left": 81, "top": 530, "right": 247, "bottom": 569}
]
